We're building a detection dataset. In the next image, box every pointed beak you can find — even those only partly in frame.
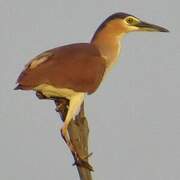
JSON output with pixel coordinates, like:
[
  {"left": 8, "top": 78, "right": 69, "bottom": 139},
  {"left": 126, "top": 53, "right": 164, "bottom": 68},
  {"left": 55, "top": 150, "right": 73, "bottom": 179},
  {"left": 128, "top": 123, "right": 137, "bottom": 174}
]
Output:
[{"left": 136, "top": 21, "right": 169, "bottom": 32}]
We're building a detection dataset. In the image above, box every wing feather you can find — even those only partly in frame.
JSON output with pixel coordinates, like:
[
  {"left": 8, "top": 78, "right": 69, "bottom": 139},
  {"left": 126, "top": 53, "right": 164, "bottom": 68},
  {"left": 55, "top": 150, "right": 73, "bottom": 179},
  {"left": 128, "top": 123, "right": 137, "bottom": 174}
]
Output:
[{"left": 16, "top": 43, "right": 106, "bottom": 94}]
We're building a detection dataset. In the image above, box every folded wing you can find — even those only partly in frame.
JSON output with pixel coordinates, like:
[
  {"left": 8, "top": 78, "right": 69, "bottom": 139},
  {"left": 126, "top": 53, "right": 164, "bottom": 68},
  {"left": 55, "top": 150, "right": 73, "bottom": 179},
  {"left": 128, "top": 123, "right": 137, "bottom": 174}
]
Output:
[{"left": 16, "top": 43, "right": 106, "bottom": 94}]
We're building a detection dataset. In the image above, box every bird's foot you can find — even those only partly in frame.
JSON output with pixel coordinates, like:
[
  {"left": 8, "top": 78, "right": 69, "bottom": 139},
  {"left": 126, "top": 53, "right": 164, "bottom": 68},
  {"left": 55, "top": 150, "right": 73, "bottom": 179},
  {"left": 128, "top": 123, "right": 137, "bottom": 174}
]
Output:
[
  {"left": 73, "top": 152, "right": 94, "bottom": 171},
  {"left": 60, "top": 128, "right": 93, "bottom": 171}
]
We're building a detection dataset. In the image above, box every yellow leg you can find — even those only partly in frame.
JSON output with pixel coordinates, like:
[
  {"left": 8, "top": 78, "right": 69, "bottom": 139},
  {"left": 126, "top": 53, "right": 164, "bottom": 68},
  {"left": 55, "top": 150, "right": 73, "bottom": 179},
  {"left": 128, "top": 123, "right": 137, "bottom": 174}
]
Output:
[
  {"left": 60, "top": 93, "right": 85, "bottom": 154},
  {"left": 58, "top": 93, "right": 93, "bottom": 170},
  {"left": 60, "top": 124, "right": 75, "bottom": 153},
  {"left": 33, "top": 85, "right": 93, "bottom": 169}
]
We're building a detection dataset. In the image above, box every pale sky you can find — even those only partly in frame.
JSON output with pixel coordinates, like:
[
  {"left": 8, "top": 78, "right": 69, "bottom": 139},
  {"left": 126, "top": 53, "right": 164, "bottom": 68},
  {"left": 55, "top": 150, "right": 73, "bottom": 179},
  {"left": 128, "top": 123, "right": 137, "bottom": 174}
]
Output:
[{"left": 0, "top": 0, "right": 179, "bottom": 179}]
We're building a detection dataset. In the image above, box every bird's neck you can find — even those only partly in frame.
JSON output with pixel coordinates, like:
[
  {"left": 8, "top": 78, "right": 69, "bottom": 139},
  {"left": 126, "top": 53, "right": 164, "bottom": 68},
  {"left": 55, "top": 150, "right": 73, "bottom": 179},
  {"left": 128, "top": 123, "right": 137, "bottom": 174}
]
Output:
[{"left": 91, "top": 30, "right": 125, "bottom": 72}]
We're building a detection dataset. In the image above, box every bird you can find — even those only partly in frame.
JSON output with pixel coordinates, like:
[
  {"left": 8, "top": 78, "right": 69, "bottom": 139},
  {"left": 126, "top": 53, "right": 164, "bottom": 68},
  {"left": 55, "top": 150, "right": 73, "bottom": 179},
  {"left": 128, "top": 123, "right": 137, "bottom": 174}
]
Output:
[{"left": 15, "top": 12, "right": 169, "bottom": 161}]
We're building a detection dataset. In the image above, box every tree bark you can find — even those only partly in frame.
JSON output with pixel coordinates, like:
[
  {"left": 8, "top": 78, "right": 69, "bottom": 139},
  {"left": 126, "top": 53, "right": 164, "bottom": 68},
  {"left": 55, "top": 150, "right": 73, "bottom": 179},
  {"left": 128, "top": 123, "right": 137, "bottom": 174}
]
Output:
[{"left": 54, "top": 98, "right": 93, "bottom": 180}]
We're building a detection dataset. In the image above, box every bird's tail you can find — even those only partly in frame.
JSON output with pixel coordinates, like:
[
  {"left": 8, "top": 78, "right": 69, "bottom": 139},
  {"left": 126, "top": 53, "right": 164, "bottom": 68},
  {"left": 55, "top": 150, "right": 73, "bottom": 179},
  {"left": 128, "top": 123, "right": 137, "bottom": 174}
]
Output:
[{"left": 14, "top": 84, "right": 31, "bottom": 90}]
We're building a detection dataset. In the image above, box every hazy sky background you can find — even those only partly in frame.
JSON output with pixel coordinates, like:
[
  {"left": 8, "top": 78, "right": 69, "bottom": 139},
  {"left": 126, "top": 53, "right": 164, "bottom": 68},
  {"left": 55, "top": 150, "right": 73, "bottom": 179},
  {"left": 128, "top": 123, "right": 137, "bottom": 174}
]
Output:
[{"left": 0, "top": 0, "right": 179, "bottom": 179}]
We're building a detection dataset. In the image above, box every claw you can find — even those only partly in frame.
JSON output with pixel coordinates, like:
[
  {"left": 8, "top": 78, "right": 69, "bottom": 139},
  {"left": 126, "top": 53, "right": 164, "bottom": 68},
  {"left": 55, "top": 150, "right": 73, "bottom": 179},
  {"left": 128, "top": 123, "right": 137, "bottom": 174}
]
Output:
[
  {"left": 60, "top": 127, "right": 93, "bottom": 171},
  {"left": 73, "top": 157, "right": 94, "bottom": 171},
  {"left": 83, "top": 152, "right": 93, "bottom": 160}
]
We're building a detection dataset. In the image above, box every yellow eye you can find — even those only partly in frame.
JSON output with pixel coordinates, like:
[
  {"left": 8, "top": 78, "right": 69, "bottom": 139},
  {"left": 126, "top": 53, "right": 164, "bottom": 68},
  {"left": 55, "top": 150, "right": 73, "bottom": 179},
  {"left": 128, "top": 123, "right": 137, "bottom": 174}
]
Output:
[{"left": 126, "top": 17, "right": 134, "bottom": 24}]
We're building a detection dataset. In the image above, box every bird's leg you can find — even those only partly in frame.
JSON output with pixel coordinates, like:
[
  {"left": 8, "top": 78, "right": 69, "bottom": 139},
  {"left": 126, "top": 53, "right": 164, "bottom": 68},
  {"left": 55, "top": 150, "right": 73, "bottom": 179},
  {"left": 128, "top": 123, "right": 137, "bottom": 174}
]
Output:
[
  {"left": 58, "top": 93, "right": 93, "bottom": 170},
  {"left": 60, "top": 114, "right": 93, "bottom": 171},
  {"left": 60, "top": 93, "right": 84, "bottom": 156},
  {"left": 60, "top": 123, "right": 77, "bottom": 154}
]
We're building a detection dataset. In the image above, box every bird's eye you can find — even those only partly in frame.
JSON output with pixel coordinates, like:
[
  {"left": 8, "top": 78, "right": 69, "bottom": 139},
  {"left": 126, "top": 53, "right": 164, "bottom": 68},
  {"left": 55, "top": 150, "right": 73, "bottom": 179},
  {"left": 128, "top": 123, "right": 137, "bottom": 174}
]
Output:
[{"left": 126, "top": 17, "right": 134, "bottom": 24}]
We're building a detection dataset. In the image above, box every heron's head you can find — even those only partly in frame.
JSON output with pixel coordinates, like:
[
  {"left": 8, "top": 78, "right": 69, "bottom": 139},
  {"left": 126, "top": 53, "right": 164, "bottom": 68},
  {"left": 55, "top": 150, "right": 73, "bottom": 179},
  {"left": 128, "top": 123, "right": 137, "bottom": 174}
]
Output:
[{"left": 92, "top": 12, "right": 169, "bottom": 41}]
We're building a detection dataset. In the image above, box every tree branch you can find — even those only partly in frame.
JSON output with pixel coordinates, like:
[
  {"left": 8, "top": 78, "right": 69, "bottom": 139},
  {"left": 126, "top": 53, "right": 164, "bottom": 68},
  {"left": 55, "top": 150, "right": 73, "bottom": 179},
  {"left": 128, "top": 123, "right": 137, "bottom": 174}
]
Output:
[{"left": 54, "top": 98, "right": 93, "bottom": 180}]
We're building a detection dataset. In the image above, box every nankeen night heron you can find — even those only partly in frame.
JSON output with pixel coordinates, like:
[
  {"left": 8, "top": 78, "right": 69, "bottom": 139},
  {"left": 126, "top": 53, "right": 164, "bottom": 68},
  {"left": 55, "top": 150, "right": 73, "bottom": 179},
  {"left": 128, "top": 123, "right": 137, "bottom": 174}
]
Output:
[{"left": 15, "top": 12, "right": 169, "bottom": 160}]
